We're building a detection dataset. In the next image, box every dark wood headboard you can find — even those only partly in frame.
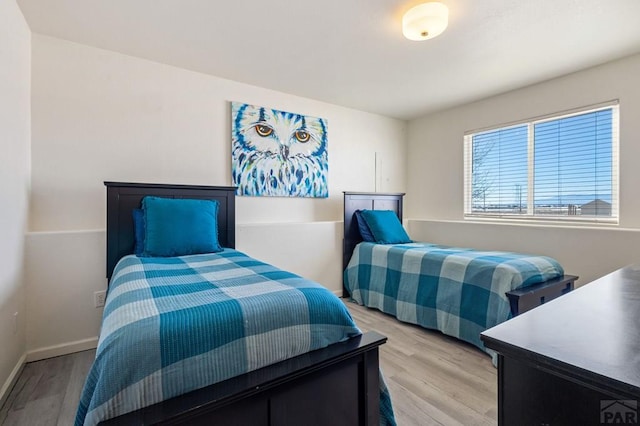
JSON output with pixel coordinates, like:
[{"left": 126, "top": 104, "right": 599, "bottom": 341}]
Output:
[
  {"left": 342, "top": 191, "right": 405, "bottom": 297},
  {"left": 104, "top": 181, "right": 236, "bottom": 281}
]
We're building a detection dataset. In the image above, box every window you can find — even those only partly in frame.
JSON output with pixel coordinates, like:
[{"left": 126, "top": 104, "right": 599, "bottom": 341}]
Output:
[{"left": 464, "top": 102, "right": 619, "bottom": 223}]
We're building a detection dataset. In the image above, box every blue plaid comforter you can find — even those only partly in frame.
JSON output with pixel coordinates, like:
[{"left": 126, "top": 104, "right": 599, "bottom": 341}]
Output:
[
  {"left": 344, "top": 242, "right": 564, "bottom": 357},
  {"left": 76, "top": 249, "right": 395, "bottom": 425}
]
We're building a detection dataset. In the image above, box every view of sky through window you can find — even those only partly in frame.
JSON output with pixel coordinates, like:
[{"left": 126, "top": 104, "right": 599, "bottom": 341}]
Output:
[{"left": 469, "top": 106, "right": 615, "bottom": 218}]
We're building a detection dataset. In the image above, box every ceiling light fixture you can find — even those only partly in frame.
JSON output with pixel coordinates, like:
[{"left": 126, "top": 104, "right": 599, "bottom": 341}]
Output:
[{"left": 402, "top": 2, "right": 449, "bottom": 41}]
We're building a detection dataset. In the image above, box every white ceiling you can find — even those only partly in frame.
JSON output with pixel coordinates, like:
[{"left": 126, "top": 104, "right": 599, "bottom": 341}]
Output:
[{"left": 17, "top": 0, "right": 640, "bottom": 120}]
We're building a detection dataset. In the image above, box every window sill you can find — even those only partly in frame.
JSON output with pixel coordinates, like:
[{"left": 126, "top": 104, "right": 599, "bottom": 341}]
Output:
[{"left": 462, "top": 215, "right": 619, "bottom": 229}]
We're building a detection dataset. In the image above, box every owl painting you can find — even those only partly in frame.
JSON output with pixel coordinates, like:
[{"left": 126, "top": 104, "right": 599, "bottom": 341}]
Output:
[{"left": 231, "top": 102, "right": 328, "bottom": 198}]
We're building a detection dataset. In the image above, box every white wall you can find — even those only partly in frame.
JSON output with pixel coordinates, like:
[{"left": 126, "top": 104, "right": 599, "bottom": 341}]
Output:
[
  {"left": 407, "top": 54, "right": 640, "bottom": 286},
  {"left": 0, "top": 0, "right": 30, "bottom": 403},
  {"left": 24, "top": 230, "right": 104, "bottom": 361},
  {"left": 26, "top": 34, "right": 407, "bottom": 356}
]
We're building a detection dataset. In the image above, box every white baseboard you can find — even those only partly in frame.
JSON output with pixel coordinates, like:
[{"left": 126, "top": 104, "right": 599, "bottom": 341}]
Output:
[
  {"left": 0, "top": 353, "right": 26, "bottom": 411},
  {"left": 26, "top": 337, "right": 98, "bottom": 363}
]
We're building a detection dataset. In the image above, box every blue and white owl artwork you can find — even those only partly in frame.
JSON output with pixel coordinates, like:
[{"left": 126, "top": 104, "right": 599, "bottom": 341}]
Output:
[{"left": 231, "top": 102, "right": 328, "bottom": 198}]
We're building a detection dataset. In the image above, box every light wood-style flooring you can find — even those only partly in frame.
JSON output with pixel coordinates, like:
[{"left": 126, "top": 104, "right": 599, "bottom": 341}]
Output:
[
  {"left": 347, "top": 302, "right": 497, "bottom": 426},
  {"left": 0, "top": 350, "right": 95, "bottom": 426},
  {"left": 0, "top": 303, "right": 497, "bottom": 425}
]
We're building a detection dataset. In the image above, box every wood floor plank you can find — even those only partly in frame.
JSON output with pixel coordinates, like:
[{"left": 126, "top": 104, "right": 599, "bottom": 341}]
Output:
[
  {"left": 7, "top": 360, "right": 46, "bottom": 411},
  {"left": 1, "top": 407, "right": 25, "bottom": 426},
  {"left": 17, "top": 394, "right": 62, "bottom": 426},
  {"left": 386, "top": 381, "right": 454, "bottom": 426},
  {"left": 29, "top": 355, "right": 73, "bottom": 402},
  {"left": 0, "top": 364, "right": 27, "bottom": 424},
  {"left": 56, "top": 350, "right": 95, "bottom": 426},
  {"left": 1, "top": 351, "right": 93, "bottom": 426}
]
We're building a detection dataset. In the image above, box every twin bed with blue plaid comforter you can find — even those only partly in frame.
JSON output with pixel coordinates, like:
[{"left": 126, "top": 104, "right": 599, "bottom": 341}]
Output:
[
  {"left": 344, "top": 242, "right": 564, "bottom": 358},
  {"left": 76, "top": 249, "right": 395, "bottom": 425}
]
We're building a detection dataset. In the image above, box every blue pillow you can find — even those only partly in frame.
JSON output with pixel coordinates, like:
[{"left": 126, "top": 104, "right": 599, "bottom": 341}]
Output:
[
  {"left": 359, "top": 209, "right": 412, "bottom": 244},
  {"left": 354, "top": 210, "right": 375, "bottom": 242},
  {"left": 132, "top": 209, "right": 145, "bottom": 256},
  {"left": 142, "top": 196, "right": 222, "bottom": 257}
]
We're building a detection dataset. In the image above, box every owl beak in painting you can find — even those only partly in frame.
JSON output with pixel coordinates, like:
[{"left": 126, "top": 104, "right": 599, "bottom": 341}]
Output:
[{"left": 280, "top": 145, "right": 290, "bottom": 160}]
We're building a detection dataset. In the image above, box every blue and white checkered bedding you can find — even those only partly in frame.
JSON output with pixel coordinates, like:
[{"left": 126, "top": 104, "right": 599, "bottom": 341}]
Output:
[
  {"left": 76, "top": 249, "right": 395, "bottom": 425},
  {"left": 344, "top": 242, "right": 564, "bottom": 357}
]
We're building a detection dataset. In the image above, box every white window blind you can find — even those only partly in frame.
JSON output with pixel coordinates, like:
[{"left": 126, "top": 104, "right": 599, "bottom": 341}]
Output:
[{"left": 464, "top": 102, "right": 619, "bottom": 223}]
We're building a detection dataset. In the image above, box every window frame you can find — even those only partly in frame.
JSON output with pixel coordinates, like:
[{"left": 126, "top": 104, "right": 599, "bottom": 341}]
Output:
[{"left": 463, "top": 101, "right": 619, "bottom": 224}]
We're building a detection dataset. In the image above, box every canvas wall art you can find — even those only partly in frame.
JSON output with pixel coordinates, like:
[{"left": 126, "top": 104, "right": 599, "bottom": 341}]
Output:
[{"left": 231, "top": 102, "right": 328, "bottom": 197}]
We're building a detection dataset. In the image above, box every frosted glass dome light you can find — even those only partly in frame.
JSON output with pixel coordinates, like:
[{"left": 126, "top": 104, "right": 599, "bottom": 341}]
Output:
[{"left": 402, "top": 2, "right": 449, "bottom": 41}]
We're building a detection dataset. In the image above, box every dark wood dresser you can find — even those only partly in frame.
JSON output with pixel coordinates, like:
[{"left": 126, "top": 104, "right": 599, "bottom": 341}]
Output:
[{"left": 481, "top": 265, "right": 640, "bottom": 426}]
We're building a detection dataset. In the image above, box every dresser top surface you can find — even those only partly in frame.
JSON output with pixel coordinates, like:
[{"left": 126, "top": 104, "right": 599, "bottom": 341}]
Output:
[{"left": 482, "top": 264, "right": 640, "bottom": 393}]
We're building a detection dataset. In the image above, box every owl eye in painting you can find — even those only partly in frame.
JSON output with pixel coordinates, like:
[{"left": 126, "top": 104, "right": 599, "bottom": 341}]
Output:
[
  {"left": 255, "top": 124, "right": 273, "bottom": 137},
  {"left": 294, "top": 130, "right": 311, "bottom": 143}
]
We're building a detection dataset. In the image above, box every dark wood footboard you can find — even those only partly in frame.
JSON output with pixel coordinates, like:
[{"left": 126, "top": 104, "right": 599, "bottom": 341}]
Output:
[
  {"left": 506, "top": 274, "right": 578, "bottom": 316},
  {"left": 100, "top": 331, "right": 386, "bottom": 425}
]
